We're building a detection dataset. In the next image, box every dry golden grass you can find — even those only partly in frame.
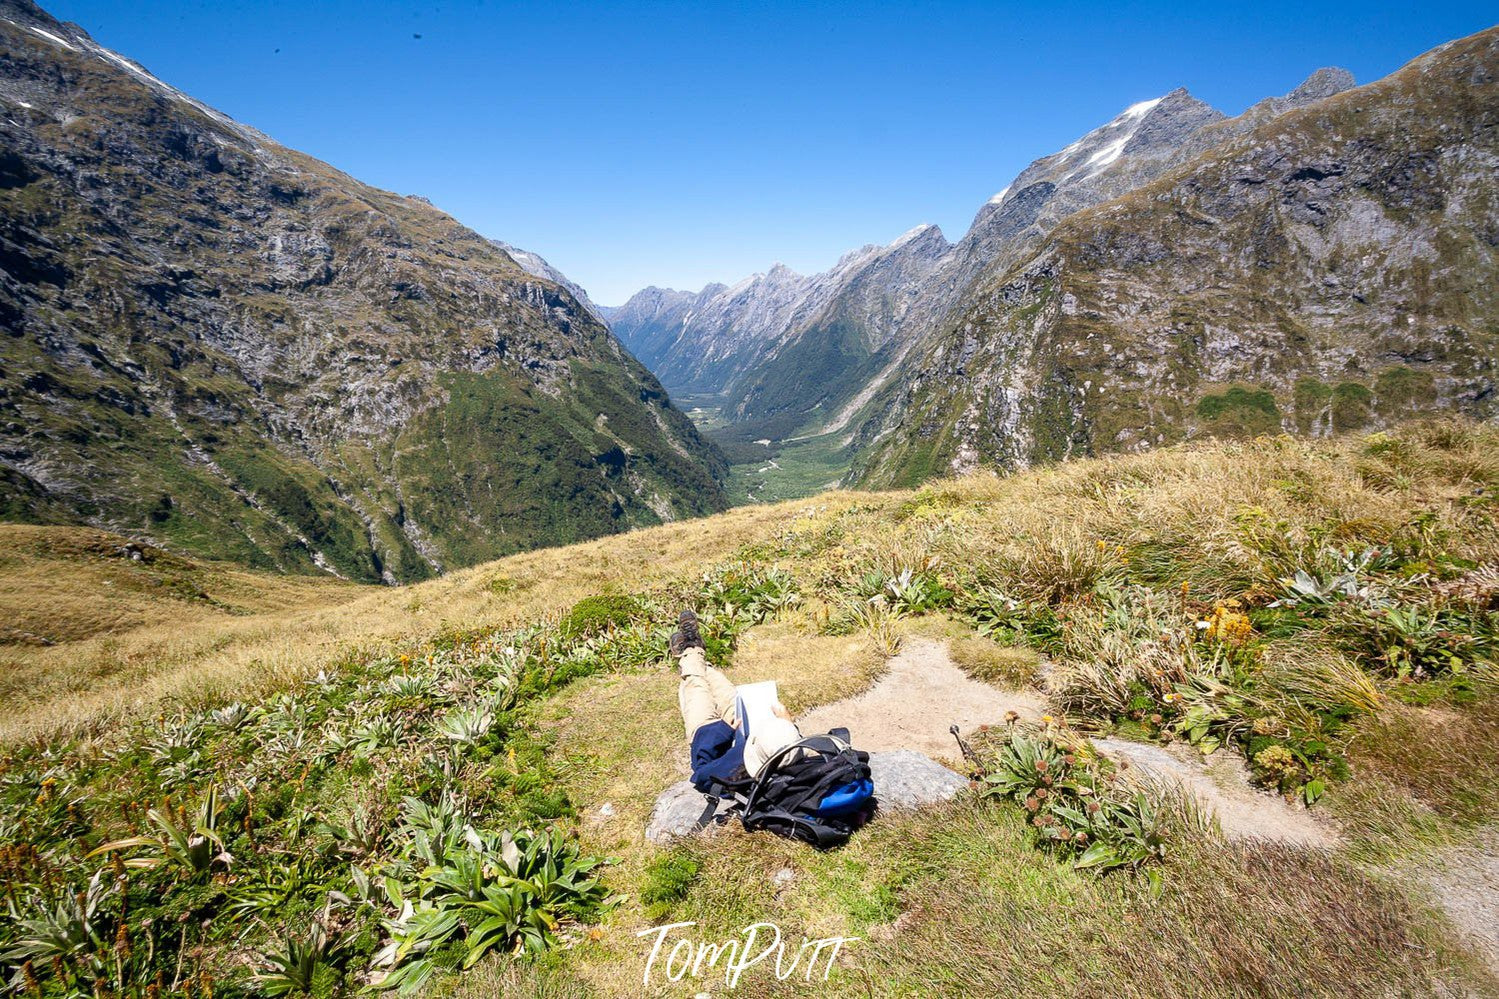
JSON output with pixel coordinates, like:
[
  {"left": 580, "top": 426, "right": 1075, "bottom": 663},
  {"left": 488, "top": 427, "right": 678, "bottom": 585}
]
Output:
[
  {"left": 946, "top": 634, "right": 1041, "bottom": 688},
  {"left": 8, "top": 422, "right": 1498, "bottom": 745},
  {"left": 837, "top": 803, "right": 1489, "bottom": 999},
  {"left": 1331, "top": 692, "right": 1499, "bottom": 851},
  {"left": 6, "top": 423, "right": 1499, "bottom": 996},
  {"left": 0, "top": 525, "right": 358, "bottom": 644},
  {"left": 0, "top": 497, "right": 880, "bottom": 743}
]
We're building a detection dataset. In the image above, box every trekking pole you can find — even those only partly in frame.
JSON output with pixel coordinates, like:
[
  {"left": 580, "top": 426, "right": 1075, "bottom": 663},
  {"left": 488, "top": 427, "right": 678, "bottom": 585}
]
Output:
[{"left": 950, "top": 724, "right": 986, "bottom": 778}]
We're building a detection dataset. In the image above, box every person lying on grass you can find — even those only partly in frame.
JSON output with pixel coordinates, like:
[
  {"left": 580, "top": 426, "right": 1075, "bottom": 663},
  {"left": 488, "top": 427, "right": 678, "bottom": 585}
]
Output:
[{"left": 672, "top": 608, "right": 802, "bottom": 790}]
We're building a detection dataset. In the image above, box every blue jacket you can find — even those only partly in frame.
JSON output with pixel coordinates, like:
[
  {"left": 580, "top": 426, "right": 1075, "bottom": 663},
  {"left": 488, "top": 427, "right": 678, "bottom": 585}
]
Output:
[{"left": 689, "top": 720, "right": 747, "bottom": 792}]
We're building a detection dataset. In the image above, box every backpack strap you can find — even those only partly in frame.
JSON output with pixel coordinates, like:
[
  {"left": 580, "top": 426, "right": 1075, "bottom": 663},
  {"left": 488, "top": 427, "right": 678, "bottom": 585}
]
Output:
[
  {"left": 741, "top": 800, "right": 851, "bottom": 849},
  {"left": 695, "top": 794, "right": 722, "bottom": 828}
]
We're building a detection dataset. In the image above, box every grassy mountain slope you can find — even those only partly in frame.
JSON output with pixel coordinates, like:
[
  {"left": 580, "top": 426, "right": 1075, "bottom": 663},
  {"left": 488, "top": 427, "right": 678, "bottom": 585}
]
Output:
[
  {"left": 852, "top": 27, "right": 1499, "bottom": 487},
  {"left": 2, "top": 422, "right": 1497, "bottom": 996},
  {"left": 0, "top": 1, "right": 725, "bottom": 582}
]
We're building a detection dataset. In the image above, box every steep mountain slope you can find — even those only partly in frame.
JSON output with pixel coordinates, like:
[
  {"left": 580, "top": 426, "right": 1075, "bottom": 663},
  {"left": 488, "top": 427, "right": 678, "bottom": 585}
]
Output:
[
  {"left": 850, "top": 28, "right": 1499, "bottom": 486},
  {"left": 490, "top": 240, "right": 606, "bottom": 324},
  {"left": 0, "top": 0, "right": 726, "bottom": 582},
  {"left": 726, "top": 224, "right": 951, "bottom": 434},
  {"left": 756, "top": 69, "right": 1359, "bottom": 443}
]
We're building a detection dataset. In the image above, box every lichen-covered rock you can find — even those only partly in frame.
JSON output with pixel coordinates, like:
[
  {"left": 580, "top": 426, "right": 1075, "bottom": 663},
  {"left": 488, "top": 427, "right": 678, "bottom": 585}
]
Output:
[{"left": 644, "top": 781, "right": 734, "bottom": 845}]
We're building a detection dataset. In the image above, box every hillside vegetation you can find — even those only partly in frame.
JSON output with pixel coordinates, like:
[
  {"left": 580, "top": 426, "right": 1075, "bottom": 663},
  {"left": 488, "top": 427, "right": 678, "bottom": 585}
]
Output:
[
  {"left": 2, "top": 422, "right": 1498, "bottom": 997},
  {"left": 0, "top": 2, "right": 724, "bottom": 583}
]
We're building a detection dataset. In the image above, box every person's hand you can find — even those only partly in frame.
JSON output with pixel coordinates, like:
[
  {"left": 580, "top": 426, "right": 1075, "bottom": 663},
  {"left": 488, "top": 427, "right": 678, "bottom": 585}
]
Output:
[{"left": 772, "top": 701, "right": 792, "bottom": 721}]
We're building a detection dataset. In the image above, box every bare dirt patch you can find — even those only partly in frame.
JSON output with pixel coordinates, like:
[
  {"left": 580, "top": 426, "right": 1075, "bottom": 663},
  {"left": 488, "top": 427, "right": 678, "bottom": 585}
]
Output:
[
  {"left": 795, "top": 635, "right": 1343, "bottom": 848},
  {"left": 796, "top": 636, "right": 1045, "bottom": 760},
  {"left": 1413, "top": 827, "right": 1499, "bottom": 976}
]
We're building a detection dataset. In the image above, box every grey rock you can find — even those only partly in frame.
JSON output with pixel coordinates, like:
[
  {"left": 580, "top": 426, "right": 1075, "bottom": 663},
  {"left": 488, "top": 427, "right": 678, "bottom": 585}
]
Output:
[
  {"left": 490, "top": 240, "right": 607, "bottom": 325},
  {"left": 1283, "top": 66, "right": 1356, "bottom": 107},
  {"left": 867, "top": 750, "right": 969, "bottom": 810},
  {"left": 644, "top": 780, "right": 734, "bottom": 845}
]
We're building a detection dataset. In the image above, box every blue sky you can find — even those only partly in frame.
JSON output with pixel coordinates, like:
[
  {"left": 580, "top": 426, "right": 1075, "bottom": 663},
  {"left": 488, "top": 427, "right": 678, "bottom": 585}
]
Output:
[{"left": 47, "top": 0, "right": 1498, "bottom": 305}]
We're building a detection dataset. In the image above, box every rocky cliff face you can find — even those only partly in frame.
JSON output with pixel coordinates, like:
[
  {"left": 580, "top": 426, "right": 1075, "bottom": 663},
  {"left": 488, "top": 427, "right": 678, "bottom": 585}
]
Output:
[
  {"left": 0, "top": 0, "right": 726, "bottom": 582},
  {"left": 490, "top": 240, "right": 607, "bottom": 325},
  {"left": 850, "top": 29, "right": 1498, "bottom": 486}
]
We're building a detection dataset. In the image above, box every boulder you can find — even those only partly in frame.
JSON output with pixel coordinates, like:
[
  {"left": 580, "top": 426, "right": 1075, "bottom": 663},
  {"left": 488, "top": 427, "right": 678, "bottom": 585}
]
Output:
[
  {"left": 643, "top": 751, "right": 969, "bottom": 845},
  {"left": 644, "top": 781, "right": 736, "bottom": 845},
  {"left": 868, "top": 750, "right": 970, "bottom": 809}
]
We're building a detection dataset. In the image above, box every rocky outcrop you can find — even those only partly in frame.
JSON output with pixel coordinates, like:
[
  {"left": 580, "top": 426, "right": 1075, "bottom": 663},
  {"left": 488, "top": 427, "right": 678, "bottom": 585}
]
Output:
[
  {"left": 0, "top": 1, "right": 726, "bottom": 581},
  {"left": 490, "top": 240, "right": 607, "bottom": 325},
  {"left": 645, "top": 780, "right": 736, "bottom": 844}
]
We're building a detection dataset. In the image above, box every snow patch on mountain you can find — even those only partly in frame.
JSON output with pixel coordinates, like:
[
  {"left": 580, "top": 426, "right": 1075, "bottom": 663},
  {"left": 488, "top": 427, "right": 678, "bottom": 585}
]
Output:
[{"left": 890, "top": 223, "right": 940, "bottom": 250}]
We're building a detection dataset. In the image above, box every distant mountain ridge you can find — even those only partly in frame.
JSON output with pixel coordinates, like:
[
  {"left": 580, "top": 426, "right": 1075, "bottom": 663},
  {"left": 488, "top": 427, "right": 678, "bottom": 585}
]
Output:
[
  {"left": 0, "top": 0, "right": 726, "bottom": 582},
  {"left": 608, "top": 63, "right": 1364, "bottom": 451}
]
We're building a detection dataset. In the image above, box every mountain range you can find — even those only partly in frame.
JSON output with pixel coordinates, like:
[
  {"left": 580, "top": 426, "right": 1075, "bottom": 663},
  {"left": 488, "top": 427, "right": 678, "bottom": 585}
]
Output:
[
  {"left": 608, "top": 31, "right": 1496, "bottom": 490},
  {"left": 2, "top": 0, "right": 1495, "bottom": 578},
  {"left": 0, "top": 0, "right": 726, "bottom": 583}
]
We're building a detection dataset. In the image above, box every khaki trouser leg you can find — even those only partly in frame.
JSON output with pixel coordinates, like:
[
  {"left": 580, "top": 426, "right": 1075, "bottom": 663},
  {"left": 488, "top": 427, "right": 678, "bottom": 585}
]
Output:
[{"left": 678, "top": 648, "right": 738, "bottom": 739}]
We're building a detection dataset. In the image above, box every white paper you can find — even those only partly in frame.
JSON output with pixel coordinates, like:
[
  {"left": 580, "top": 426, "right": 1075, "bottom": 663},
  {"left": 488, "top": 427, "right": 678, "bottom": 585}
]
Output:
[{"left": 735, "top": 680, "right": 779, "bottom": 736}]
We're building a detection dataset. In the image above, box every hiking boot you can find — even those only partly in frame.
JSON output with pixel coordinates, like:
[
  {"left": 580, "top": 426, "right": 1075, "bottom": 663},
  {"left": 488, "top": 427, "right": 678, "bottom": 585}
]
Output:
[
  {"left": 668, "top": 630, "right": 689, "bottom": 658},
  {"left": 677, "top": 608, "right": 704, "bottom": 650}
]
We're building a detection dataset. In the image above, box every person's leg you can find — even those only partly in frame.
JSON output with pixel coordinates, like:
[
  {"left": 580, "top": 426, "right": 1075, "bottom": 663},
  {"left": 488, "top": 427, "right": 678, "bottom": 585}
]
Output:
[
  {"left": 679, "top": 676, "right": 718, "bottom": 740},
  {"left": 678, "top": 648, "right": 738, "bottom": 739}
]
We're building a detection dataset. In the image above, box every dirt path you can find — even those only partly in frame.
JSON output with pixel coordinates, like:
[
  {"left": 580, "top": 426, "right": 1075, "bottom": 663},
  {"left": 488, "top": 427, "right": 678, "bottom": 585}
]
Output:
[
  {"left": 1093, "top": 738, "right": 1341, "bottom": 847},
  {"left": 799, "top": 636, "right": 1339, "bottom": 846},
  {"left": 797, "top": 636, "right": 1045, "bottom": 760},
  {"left": 1413, "top": 827, "right": 1499, "bottom": 976}
]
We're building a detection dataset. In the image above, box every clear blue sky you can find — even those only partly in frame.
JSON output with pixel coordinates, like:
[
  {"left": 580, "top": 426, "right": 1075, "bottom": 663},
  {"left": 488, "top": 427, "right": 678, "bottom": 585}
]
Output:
[{"left": 46, "top": 0, "right": 1498, "bottom": 305}]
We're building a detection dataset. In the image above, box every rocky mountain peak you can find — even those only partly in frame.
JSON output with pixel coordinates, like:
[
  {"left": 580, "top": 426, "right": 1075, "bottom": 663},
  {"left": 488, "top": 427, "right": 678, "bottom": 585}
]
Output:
[
  {"left": 1125, "top": 87, "right": 1227, "bottom": 151},
  {"left": 0, "top": 0, "right": 62, "bottom": 31},
  {"left": 490, "top": 239, "right": 605, "bottom": 323},
  {"left": 1227, "top": 66, "right": 1357, "bottom": 123},
  {"left": 886, "top": 223, "right": 949, "bottom": 257},
  {"left": 1285, "top": 66, "right": 1356, "bottom": 106}
]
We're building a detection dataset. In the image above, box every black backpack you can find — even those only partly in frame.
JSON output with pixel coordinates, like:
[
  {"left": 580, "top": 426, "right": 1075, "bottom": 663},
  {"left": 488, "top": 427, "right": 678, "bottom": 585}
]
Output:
[{"left": 703, "top": 728, "right": 876, "bottom": 849}]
